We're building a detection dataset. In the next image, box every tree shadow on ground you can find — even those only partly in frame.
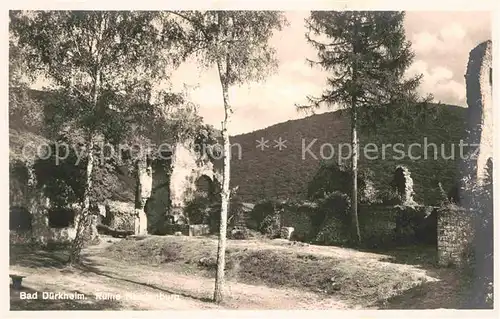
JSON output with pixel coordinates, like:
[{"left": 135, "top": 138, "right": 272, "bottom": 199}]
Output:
[
  {"left": 10, "top": 244, "right": 214, "bottom": 306},
  {"left": 9, "top": 285, "right": 125, "bottom": 310},
  {"left": 377, "top": 279, "right": 461, "bottom": 309},
  {"left": 76, "top": 260, "right": 213, "bottom": 304},
  {"left": 377, "top": 273, "right": 493, "bottom": 310},
  {"left": 359, "top": 245, "right": 439, "bottom": 267},
  {"left": 9, "top": 244, "right": 86, "bottom": 269}
]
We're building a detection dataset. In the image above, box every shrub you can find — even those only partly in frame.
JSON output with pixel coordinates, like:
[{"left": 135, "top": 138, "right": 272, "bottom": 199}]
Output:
[
  {"left": 228, "top": 226, "right": 250, "bottom": 240},
  {"left": 311, "top": 191, "right": 350, "bottom": 235},
  {"left": 315, "top": 216, "right": 350, "bottom": 245},
  {"left": 161, "top": 243, "right": 182, "bottom": 262},
  {"left": 307, "top": 160, "right": 370, "bottom": 202},
  {"left": 248, "top": 200, "right": 279, "bottom": 230},
  {"left": 260, "top": 211, "right": 281, "bottom": 238},
  {"left": 184, "top": 196, "right": 213, "bottom": 224}
]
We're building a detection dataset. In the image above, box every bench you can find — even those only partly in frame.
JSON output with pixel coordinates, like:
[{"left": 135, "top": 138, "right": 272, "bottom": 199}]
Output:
[{"left": 10, "top": 274, "right": 26, "bottom": 290}]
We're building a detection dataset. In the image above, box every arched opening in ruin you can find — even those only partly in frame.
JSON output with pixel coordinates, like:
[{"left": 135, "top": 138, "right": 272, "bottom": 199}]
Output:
[
  {"left": 393, "top": 167, "right": 406, "bottom": 199},
  {"left": 195, "top": 174, "right": 214, "bottom": 199},
  {"left": 48, "top": 207, "right": 75, "bottom": 228},
  {"left": 9, "top": 206, "right": 32, "bottom": 231}
]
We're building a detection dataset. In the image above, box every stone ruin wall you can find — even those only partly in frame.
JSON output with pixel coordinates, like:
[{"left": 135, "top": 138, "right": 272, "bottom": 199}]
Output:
[
  {"left": 437, "top": 40, "right": 492, "bottom": 266},
  {"left": 466, "top": 41, "right": 493, "bottom": 187},
  {"left": 168, "top": 140, "right": 217, "bottom": 223},
  {"left": 9, "top": 160, "right": 83, "bottom": 245},
  {"left": 437, "top": 205, "right": 474, "bottom": 266},
  {"left": 135, "top": 139, "right": 219, "bottom": 233}
]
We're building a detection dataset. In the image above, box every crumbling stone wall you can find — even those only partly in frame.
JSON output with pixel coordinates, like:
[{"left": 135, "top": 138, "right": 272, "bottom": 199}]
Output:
[
  {"left": 437, "top": 204, "right": 474, "bottom": 267},
  {"left": 438, "top": 40, "right": 492, "bottom": 267},
  {"left": 134, "top": 157, "right": 152, "bottom": 235},
  {"left": 105, "top": 201, "right": 136, "bottom": 231},
  {"left": 145, "top": 159, "right": 171, "bottom": 233},
  {"left": 10, "top": 159, "right": 71, "bottom": 245},
  {"left": 132, "top": 139, "right": 219, "bottom": 233},
  {"left": 9, "top": 158, "right": 99, "bottom": 245},
  {"left": 168, "top": 140, "right": 218, "bottom": 223},
  {"left": 462, "top": 40, "right": 493, "bottom": 188}
]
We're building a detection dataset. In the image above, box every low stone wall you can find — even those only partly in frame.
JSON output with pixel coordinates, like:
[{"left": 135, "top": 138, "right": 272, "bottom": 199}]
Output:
[
  {"left": 189, "top": 224, "right": 211, "bottom": 236},
  {"left": 154, "top": 223, "right": 211, "bottom": 236},
  {"left": 10, "top": 227, "right": 77, "bottom": 245},
  {"left": 313, "top": 204, "right": 437, "bottom": 248},
  {"left": 10, "top": 230, "right": 32, "bottom": 245},
  {"left": 437, "top": 204, "right": 474, "bottom": 267},
  {"left": 245, "top": 199, "right": 438, "bottom": 248},
  {"left": 359, "top": 204, "right": 437, "bottom": 248}
]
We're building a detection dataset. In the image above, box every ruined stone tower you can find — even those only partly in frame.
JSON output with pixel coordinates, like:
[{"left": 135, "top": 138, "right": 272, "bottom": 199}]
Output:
[
  {"left": 438, "top": 40, "right": 493, "bottom": 267},
  {"left": 463, "top": 40, "right": 493, "bottom": 188}
]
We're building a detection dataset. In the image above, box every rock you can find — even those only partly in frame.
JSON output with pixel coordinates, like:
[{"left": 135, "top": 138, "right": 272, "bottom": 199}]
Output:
[
  {"left": 229, "top": 227, "right": 249, "bottom": 240},
  {"left": 105, "top": 201, "right": 136, "bottom": 232},
  {"left": 280, "top": 227, "right": 295, "bottom": 240},
  {"left": 174, "top": 231, "right": 182, "bottom": 236},
  {"left": 189, "top": 224, "right": 211, "bottom": 236}
]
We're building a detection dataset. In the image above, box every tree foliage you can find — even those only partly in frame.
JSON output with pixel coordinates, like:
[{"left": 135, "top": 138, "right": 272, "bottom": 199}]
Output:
[
  {"left": 9, "top": 10, "right": 192, "bottom": 263},
  {"left": 307, "top": 160, "right": 371, "bottom": 201},
  {"left": 170, "top": 11, "right": 287, "bottom": 85},
  {"left": 303, "top": 11, "right": 432, "bottom": 128},
  {"left": 10, "top": 11, "right": 188, "bottom": 142}
]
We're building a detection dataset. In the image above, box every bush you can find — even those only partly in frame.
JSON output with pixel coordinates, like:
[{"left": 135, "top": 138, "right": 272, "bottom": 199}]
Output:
[
  {"left": 307, "top": 161, "right": 370, "bottom": 202},
  {"left": 311, "top": 191, "right": 350, "bottom": 235},
  {"left": 248, "top": 200, "right": 279, "bottom": 230},
  {"left": 394, "top": 206, "right": 437, "bottom": 246},
  {"left": 154, "top": 222, "right": 190, "bottom": 236},
  {"left": 184, "top": 196, "right": 213, "bottom": 225},
  {"left": 161, "top": 243, "right": 182, "bottom": 263},
  {"left": 228, "top": 226, "right": 250, "bottom": 240},
  {"left": 260, "top": 212, "right": 281, "bottom": 238},
  {"left": 315, "top": 217, "right": 350, "bottom": 245}
]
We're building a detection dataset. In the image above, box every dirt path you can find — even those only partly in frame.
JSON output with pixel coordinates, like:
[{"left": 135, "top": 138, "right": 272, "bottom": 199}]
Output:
[{"left": 10, "top": 240, "right": 351, "bottom": 310}]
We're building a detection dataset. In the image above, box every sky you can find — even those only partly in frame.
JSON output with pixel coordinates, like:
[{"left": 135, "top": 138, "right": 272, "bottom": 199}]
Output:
[
  {"left": 27, "top": 11, "right": 492, "bottom": 135},
  {"left": 169, "top": 11, "right": 492, "bottom": 135}
]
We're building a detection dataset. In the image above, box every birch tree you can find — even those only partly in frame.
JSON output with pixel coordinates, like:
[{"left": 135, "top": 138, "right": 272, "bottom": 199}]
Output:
[
  {"left": 170, "top": 10, "right": 287, "bottom": 303},
  {"left": 10, "top": 11, "right": 184, "bottom": 264}
]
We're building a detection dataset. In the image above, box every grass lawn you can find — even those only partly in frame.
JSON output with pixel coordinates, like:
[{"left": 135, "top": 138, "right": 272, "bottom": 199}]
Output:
[
  {"left": 9, "top": 235, "right": 470, "bottom": 309},
  {"left": 101, "top": 235, "right": 463, "bottom": 308}
]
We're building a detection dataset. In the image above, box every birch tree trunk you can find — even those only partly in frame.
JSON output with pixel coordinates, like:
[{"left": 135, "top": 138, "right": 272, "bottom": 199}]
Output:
[
  {"left": 69, "top": 133, "right": 95, "bottom": 264},
  {"left": 69, "top": 35, "right": 101, "bottom": 264},
  {"left": 214, "top": 58, "right": 231, "bottom": 303}
]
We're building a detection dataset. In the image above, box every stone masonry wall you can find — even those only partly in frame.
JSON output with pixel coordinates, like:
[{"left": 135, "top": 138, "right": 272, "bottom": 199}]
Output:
[
  {"left": 168, "top": 140, "right": 217, "bottom": 223},
  {"left": 437, "top": 205, "right": 474, "bottom": 267},
  {"left": 463, "top": 40, "right": 492, "bottom": 187}
]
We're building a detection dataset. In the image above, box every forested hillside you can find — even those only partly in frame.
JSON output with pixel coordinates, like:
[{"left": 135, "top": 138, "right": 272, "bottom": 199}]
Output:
[{"left": 229, "top": 103, "right": 467, "bottom": 205}]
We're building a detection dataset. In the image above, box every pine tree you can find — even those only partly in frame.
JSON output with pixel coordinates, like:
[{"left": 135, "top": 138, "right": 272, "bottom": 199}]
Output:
[{"left": 303, "top": 11, "right": 430, "bottom": 243}]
